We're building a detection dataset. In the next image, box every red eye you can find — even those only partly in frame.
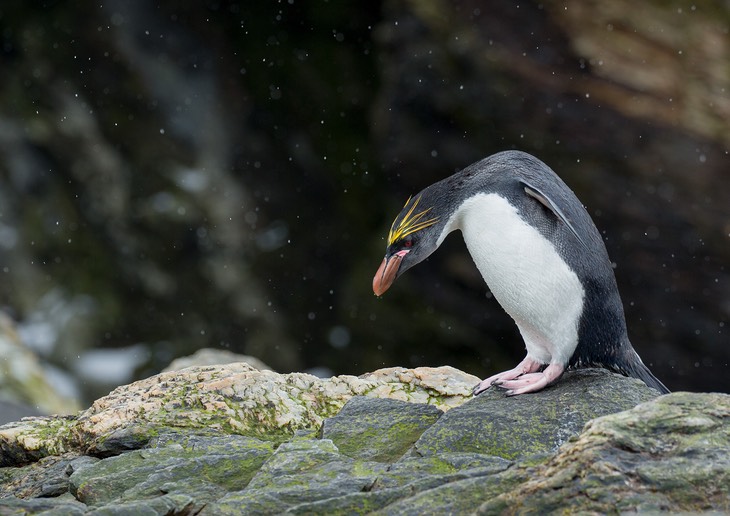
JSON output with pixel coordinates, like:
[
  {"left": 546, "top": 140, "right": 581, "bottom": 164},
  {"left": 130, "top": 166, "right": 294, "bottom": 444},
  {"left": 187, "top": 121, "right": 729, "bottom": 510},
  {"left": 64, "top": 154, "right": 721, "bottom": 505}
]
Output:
[{"left": 403, "top": 237, "right": 413, "bottom": 248}]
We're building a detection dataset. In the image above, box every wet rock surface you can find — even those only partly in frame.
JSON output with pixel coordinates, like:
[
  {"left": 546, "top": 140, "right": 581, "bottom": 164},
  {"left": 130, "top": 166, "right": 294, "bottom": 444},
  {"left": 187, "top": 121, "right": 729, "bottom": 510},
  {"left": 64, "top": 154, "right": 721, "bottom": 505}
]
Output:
[
  {"left": 1, "top": 365, "right": 727, "bottom": 514},
  {"left": 477, "top": 391, "right": 730, "bottom": 514},
  {"left": 413, "top": 368, "right": 658, "bottom": 460}
]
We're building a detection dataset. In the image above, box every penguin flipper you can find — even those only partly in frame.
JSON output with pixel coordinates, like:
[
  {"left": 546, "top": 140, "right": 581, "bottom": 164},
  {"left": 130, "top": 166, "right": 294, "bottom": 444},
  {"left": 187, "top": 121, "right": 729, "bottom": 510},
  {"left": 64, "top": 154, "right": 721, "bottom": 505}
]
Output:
[{"left": 521, "top": 181, "right": 588, "bottom": 250}]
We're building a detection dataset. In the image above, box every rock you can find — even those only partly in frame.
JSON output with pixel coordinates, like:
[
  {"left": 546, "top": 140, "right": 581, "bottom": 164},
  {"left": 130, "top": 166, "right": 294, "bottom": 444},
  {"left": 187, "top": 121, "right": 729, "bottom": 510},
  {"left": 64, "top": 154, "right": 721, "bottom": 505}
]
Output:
[
  {"left": 69, "top": 433, "right": 274, "bottom": 510},
  {"left": 0, "top": 364, "right": 478, "bottom": 466},
  {"left": 213, "top": 438, "right": 389, "bottom": 514},
  {"left": 414, "top": 368, "right": 659, "bottom": 460},
  {"left": 162, "top": 348, "right": 273, "bottom": 373},
  {"left": 1, "top": 366, "right": 727, "bottom": 514},
  {"left": 0, "top": 416, "right": 77, "bottom": 466},
  {"left": 477, "top": 391, "right": 730, "bottom": 514},
  {"left": 321, "top": 396, "right": 443, "bottom": 462},
  {"left": 0, "top": 454, "right": 98, "bottom": 500},
  {"left": 0, "top": 495, "right": 87, "bottom": 515}
]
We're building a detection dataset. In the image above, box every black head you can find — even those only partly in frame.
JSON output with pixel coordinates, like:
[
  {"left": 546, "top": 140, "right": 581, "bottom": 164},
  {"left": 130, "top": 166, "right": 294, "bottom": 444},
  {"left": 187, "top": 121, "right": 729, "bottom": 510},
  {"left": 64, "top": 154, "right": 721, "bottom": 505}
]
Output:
[{"left": 373, "top": 192, "right": 448, "bottom": 296}]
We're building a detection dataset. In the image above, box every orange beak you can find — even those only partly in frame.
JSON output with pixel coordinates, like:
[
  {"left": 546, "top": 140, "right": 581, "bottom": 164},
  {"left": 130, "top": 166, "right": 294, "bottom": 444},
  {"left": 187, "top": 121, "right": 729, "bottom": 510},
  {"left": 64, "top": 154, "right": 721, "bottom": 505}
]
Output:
[{"left": 373, "top": 251, "right": 408, "bottom": 296}]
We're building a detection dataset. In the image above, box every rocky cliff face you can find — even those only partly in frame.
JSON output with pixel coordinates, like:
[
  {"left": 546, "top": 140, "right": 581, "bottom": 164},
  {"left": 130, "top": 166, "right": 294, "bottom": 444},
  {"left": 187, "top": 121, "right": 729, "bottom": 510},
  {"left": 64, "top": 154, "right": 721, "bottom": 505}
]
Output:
[
  {"left": 0, "top": 0, "right": 727, "bottom": 406},
  {"left": 1, "top": 363, "right": 727, "bottom": 514}
]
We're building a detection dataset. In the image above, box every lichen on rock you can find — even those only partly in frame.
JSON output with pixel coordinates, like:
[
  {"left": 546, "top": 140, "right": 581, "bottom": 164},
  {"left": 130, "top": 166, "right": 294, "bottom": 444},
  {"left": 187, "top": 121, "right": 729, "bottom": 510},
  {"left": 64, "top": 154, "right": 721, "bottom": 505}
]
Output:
[
  {"left": 477, "top": 391, "right": 730, "bottom": 514},
  {"left": 1, "top": 366, "right": 728, "bottom": 514},
  {"left": 1, "top": 363, "right": 479, "bottom": 465}
]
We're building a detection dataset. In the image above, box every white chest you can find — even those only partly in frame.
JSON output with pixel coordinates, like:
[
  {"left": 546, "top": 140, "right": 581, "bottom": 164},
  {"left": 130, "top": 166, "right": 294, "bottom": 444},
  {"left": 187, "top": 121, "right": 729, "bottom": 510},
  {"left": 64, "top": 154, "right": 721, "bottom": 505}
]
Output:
[{"left": 438, "top": 193, "right": 585, "bottom": 364}]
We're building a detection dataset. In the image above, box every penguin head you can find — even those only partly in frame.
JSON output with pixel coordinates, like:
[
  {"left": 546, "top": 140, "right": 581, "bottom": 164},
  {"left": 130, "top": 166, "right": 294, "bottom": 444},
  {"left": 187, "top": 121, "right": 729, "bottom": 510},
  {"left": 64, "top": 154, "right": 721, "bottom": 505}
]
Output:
[{"left": 373, "top": 193, "right": 445, "bottom": 296}]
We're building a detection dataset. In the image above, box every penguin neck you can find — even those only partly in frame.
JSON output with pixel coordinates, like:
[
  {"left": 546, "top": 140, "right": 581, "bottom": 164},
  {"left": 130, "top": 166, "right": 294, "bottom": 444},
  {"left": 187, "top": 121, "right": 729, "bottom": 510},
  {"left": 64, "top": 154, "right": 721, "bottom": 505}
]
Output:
[
  {"left": 436, "top": 192, "right": 543, "bottom": 274},
  {"left": 436, "top": 192, "right": 505, "bottom": 246}
]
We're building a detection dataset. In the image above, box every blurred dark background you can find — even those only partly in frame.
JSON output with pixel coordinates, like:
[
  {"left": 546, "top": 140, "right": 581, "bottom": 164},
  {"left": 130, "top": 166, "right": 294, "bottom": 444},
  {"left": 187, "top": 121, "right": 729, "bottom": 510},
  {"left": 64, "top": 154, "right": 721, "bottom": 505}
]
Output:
[{"left": 0, "top": 0, "right": 728, "bottom": 408}]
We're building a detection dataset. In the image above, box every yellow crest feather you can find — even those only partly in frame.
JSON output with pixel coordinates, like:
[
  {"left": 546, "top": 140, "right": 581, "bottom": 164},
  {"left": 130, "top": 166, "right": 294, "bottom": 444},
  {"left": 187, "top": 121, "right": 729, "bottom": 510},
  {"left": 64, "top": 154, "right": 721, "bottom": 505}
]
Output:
[{"left": 387, "top": 195, "right": 439, "bottom": 246}]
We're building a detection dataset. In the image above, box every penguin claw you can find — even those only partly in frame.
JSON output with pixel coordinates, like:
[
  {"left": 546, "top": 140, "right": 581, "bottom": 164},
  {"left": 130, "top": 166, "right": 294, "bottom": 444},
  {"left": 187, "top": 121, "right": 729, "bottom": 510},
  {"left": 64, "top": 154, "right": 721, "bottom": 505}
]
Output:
[
  {"left": 473, "top": 377, "right": 512, "bottom": 395},
  {"left": 498, "top": 363, "right": 566, "bottom": 395},
  {"left": 497, "top": 372, "right": 544, "bottom": 390},
  {"left": 472, "top": 382, "right": 490, "bottom": 396},
  {"left": 472, "top": 356, "right": 544, "bottom": 396}
]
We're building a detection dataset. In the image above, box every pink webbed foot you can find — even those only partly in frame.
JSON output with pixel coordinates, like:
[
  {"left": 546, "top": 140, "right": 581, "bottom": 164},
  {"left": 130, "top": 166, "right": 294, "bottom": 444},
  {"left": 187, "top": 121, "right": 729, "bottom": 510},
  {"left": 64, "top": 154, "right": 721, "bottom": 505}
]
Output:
[
  {"left": 472, "top": 356, "right": 543, "bottom": 396},
  {"left": 493, "top": 362, "right": 565, "bottom": 396}
]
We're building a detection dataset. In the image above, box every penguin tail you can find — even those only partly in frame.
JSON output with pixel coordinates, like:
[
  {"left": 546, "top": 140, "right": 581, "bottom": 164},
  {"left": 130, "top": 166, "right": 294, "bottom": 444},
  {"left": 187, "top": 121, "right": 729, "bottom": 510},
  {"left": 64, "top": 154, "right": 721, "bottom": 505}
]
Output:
[{"left": 621, "top": 349, "right": 670, "bottom": 394}]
